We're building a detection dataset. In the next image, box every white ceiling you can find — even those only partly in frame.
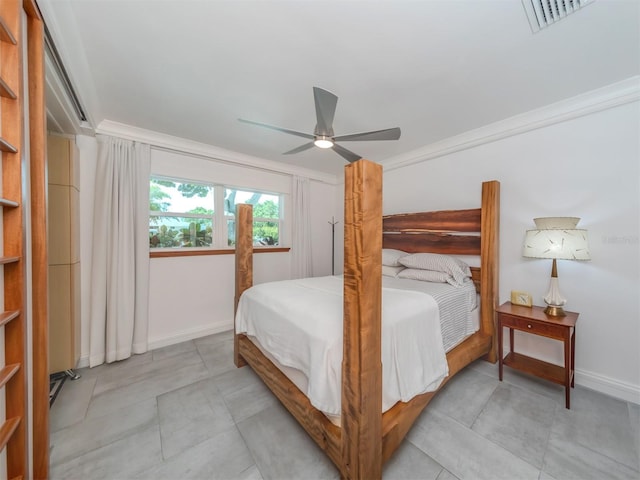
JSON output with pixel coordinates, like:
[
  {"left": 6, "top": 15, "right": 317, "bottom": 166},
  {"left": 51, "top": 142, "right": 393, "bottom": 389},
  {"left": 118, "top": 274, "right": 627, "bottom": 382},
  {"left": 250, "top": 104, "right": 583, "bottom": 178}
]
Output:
[{"left": 39, "top": 0, "right": 639, "bottom": 176}]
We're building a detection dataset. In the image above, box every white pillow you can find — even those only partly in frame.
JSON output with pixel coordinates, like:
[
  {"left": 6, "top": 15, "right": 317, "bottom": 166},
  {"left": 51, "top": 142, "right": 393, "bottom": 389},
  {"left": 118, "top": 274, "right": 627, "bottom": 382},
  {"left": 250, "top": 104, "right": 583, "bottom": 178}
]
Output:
[
  {"left": 397, "top": 268, "right": 451, "bottom": 284},
  {"left": 382, "top": 249, "right": 408, "bottom": 267},
  {"left": 398, "top": 253, "right": 471, "bottom": 286},
  {"left": 382, "top": 265, "right": 405, "bottom": 277}
]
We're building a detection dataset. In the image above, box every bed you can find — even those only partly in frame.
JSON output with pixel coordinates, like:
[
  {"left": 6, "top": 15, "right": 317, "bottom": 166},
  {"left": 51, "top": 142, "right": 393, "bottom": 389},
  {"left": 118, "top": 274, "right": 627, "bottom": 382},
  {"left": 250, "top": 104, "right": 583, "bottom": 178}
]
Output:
[{"left": 233, "top": 159, "right": 500, "bottom": 478}]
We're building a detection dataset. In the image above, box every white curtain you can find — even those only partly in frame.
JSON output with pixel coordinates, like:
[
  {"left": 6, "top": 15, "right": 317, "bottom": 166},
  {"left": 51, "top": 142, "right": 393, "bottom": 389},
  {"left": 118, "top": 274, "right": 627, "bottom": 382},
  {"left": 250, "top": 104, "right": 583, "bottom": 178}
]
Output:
[
  {"left": 88, "top": 136, "right": 151, "bottom": 367},
  {"left": 291, "top": 176, "right": 313, "bottom": 279}
]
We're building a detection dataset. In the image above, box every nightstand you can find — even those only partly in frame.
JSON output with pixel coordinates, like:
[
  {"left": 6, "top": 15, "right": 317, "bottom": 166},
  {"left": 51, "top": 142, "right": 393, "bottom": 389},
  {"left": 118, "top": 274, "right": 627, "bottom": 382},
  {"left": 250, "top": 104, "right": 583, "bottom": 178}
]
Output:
[{"left": 497, "top": 302, "right": 579, "bottom": 409}]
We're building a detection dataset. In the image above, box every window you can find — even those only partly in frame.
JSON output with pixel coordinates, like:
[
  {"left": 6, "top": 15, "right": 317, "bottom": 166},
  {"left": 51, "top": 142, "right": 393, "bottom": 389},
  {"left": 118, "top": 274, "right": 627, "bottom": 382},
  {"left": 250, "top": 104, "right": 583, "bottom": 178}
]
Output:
[
  {"left": 225, "top": 188, "right": 281, "bottom": 247},
  {"left": 149, "top": 176, "right": 283, "bottom": 250},
  {"left": 149, "top": 178, "right": 214, "bottom": 248}
]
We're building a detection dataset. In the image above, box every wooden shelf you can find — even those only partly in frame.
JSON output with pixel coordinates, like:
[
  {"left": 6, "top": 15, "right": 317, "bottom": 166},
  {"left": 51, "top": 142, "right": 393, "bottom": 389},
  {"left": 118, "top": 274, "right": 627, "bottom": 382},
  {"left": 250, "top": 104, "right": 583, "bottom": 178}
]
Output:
[
  {"left": 503, "top": 352, "right": 566, "bottom": 386},
  {"left": 0, "top": 364, "right": 19, "bottom": 389},
  {"left": 0, "top": 198, "right": 18, "bottom": 208},
  {"left": 0, "top": 137, "right": 17, "bottom": 153},
  {"left": 0, "top": 16, "right": 16, "bottom": 45},
  {"left": 0, "top": 1, "right": 40, "bottom": 476},
  {"left": 0, "top": 417, "right": 21, "bottom": 453},
  {"left": 0, "top": 256, "right": 19, "bottom": 265},
  {"left": 0, "top": 77, "right": 16, "bottom": 99},
  {"left": 0, "top": 310, "right": 19, "bottom": 328}
]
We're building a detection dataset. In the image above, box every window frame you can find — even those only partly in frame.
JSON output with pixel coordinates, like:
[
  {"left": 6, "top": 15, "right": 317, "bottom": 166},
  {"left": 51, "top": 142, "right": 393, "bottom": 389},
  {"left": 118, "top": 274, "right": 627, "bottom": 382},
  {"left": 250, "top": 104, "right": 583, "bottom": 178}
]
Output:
[
  {"left": 149, "top": 175, "right": 215, "bottom": 250},
  {"left": 223, "top": 186, "right": 284, "bottom": 248},
  {"left": 149, "top": 175, "right": 286, "bottom": 256}
]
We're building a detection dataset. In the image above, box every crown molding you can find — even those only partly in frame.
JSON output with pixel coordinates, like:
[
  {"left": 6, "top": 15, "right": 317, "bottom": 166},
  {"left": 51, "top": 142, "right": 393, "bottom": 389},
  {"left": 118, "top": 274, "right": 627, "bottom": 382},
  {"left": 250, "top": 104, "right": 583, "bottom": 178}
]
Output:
[
  {"left": 382, "top": 76, "right": 640, "bottom": 172},
  {"left": 96, "top": 120, "right": 339, "bottom": 185}
]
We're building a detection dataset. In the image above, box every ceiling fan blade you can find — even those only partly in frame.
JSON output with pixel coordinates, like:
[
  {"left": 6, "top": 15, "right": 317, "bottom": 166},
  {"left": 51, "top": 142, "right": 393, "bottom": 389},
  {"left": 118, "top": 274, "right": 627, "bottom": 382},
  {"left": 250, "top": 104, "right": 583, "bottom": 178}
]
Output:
[
  {"left": 283, "top": 142, "right": 315, "bottom": 155},
  {"left": 313, "top": 87, "right": 338, "bottom": 136},
  {"left": 332, "top": 143, "right": 362, "bottom": 163},
  {"left": 238, "top": 118, "right": 314, "bottom": 140},
  {"left": 333, "top": 127, "right": 401, "bottom": 142}
]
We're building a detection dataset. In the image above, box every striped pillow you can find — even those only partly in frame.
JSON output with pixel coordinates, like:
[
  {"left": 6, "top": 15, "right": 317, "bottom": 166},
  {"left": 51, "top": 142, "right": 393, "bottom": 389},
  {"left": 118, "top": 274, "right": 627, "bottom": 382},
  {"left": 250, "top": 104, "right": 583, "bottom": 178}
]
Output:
[
  {"left": 397, "top": 268, "right": 451, "bottom": 284},
  {"left": 398, "top": 253, "right": 471, "bottom": 287},
  {"left": 382, "top": 249, "right": 408, "bottom": 267},
  {"left": 382, "top": 265, "right": 406, "bottom": 277}
]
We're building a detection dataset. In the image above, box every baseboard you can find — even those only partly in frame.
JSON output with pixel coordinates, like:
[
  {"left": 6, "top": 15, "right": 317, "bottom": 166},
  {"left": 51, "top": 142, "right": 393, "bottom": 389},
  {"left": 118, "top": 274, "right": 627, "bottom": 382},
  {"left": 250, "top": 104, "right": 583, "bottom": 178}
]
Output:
[
  {"left": 499, "top": 336, "right": 640, "bottom": 405},
  {"left": 76, "top": 356, "right": 89, "bottom": 369},
  {"left": 147, "top": 321, "right": 233, "bottom": 351},
  {"left": 575, "top": 368, "right": 640, "bottom": 405},
  {"left": 76, "top": 320, "right": 234, "bottom": 369}
]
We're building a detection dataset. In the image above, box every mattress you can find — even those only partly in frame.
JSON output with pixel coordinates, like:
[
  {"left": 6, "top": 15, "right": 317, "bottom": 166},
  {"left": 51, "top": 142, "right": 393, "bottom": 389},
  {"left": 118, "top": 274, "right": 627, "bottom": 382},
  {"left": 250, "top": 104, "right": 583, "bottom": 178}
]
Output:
[{"left": 235, "top": 275, "right": 478, "bottom": 419}]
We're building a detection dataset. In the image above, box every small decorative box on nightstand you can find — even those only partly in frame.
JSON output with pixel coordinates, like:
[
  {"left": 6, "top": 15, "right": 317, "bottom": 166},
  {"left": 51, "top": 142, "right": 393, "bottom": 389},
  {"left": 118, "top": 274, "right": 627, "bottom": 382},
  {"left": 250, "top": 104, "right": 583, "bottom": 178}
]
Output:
[{"left": 496, "top": 301, "right": 579, "bottom": 409}]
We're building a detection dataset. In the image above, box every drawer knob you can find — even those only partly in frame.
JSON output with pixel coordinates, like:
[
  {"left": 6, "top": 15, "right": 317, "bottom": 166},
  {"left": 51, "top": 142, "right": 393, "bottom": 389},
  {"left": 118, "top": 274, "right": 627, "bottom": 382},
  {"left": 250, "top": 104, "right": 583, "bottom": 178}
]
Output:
[{"left": 527, "top": 324, "right": 532, "bottom": 329}]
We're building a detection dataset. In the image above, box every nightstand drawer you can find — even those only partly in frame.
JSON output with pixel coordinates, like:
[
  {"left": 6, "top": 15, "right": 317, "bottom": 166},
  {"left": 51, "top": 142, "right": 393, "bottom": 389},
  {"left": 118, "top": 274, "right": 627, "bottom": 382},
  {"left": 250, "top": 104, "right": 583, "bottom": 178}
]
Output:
[{"left": 500, "top": 314, "right": 566, "bottom": 340}]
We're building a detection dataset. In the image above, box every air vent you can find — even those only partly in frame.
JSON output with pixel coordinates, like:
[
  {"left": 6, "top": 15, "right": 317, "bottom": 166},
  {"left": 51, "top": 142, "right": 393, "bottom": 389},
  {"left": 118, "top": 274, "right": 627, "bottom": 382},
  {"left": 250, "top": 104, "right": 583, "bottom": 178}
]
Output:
[{"left": 522, "top": 0, "right": 595, "bottom": 32}]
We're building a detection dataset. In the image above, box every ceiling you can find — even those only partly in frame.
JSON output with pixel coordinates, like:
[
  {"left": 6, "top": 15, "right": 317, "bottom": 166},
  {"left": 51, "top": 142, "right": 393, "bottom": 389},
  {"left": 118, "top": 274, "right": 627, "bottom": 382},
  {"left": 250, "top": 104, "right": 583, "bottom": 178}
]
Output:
[{"left": 39, "top": 1, "right": 639, "bottom": 176}]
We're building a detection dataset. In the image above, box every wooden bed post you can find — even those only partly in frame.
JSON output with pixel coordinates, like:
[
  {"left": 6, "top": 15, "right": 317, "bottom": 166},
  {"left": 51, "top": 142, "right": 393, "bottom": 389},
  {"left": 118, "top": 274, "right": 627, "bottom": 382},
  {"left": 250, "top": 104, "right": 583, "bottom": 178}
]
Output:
[
  {"left": 480, "top": 180, "right": 500, "bottom": 363},
  {"left": 234, "top": 203, "right": 253, "bottom": 367},
  {"left": 342, "top": 159, "right": 383, "bottom": 479}
]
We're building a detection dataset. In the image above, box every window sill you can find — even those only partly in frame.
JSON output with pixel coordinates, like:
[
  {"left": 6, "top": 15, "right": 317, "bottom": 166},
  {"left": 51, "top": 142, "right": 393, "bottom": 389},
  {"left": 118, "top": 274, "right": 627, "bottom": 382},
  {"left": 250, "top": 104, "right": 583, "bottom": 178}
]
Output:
[{"left": 150, "top": 247, "right": 290, "bottom": 258}]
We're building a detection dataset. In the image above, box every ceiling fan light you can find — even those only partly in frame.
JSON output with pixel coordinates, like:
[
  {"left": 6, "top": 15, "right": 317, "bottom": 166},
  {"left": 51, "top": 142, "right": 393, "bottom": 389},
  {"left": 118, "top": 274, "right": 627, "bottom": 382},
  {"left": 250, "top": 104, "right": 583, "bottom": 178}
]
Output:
[{"left": 314, "top": 136, "right": 334, "bottom": 149}]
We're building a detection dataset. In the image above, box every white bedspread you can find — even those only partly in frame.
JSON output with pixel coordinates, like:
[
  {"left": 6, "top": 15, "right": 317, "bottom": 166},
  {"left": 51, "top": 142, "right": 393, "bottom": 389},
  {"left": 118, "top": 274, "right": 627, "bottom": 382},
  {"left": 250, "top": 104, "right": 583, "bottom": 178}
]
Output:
[{"left": 235, "top": 275, "right": 449, "bottom": 416}]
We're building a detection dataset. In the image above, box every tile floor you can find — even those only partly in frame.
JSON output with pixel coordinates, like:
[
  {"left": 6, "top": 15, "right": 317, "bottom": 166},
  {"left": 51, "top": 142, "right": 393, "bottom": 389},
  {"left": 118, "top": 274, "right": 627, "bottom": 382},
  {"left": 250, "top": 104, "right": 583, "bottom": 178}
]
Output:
[{"left": 49, "top": 330, "right": 640, "bottom": 479}]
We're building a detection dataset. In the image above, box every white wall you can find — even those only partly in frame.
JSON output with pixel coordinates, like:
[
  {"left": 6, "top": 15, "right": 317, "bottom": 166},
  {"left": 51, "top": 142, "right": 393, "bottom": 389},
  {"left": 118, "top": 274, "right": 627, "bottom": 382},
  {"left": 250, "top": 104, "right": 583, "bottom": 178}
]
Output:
[
  {"left": 346, "top": 98, "right": 639, "bottom": 402},
  {"left": 310, "top": 180, "right": 337, "bottom": 277}
]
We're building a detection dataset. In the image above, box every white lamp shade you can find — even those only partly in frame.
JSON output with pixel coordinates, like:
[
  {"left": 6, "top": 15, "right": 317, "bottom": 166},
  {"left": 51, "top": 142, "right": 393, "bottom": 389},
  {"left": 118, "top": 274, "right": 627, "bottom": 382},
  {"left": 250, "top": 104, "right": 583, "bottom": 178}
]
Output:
[
  {"left": 523, "top": 228, "right": 590, "bottom": 260},
  {"left": 522, "top": 217, "right": 590, "bottom": 315},
  {"left": 533, "top": 217, "right": 580, "bottom": 229}
]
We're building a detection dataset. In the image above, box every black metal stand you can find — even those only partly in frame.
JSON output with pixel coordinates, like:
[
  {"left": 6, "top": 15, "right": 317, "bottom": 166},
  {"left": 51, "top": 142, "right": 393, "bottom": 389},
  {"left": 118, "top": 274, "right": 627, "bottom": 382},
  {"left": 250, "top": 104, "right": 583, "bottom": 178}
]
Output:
[{"left": 328, "top": 216, "right": 339, "bottom": 275}]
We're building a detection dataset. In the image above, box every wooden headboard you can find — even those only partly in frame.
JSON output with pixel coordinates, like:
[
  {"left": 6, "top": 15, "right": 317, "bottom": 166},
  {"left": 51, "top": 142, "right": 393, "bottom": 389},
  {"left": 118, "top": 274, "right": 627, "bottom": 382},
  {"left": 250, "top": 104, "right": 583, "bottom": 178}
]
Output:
[
  {"left": 382, "top": 208, "right": 482, "bottom": 253},
  {"left": 383, "top": 207, "right": 483, "bottom": 291}
]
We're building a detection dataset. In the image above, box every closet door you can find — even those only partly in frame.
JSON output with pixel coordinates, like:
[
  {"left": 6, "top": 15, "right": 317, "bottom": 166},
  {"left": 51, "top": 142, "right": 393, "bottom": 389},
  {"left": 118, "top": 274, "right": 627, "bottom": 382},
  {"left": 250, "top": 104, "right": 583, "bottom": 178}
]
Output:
[{"left": 48, "top": 134, "right": 80, "bottom": 375}]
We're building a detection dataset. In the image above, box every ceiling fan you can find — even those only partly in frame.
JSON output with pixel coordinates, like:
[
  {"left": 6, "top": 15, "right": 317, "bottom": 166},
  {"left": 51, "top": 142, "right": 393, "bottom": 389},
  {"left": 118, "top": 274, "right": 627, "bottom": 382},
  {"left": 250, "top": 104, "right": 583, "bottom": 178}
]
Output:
[{"left": 239, "top": 87, "right": 401, "bottom": 163}]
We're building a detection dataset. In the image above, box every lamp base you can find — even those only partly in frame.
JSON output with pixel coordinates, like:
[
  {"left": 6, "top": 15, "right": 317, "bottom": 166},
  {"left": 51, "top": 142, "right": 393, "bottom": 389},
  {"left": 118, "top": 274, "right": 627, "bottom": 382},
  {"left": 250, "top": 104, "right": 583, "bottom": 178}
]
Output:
[{"left": 544, "top": 305, "right": 567, "bottom": 317}]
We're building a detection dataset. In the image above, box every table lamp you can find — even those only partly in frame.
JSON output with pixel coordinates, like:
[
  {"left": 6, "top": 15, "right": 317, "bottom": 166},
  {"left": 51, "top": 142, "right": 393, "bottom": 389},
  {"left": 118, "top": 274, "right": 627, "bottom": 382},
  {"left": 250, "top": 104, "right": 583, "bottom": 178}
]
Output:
[{"left": 522, "top": 217, "right": 590, "bottom": 316}]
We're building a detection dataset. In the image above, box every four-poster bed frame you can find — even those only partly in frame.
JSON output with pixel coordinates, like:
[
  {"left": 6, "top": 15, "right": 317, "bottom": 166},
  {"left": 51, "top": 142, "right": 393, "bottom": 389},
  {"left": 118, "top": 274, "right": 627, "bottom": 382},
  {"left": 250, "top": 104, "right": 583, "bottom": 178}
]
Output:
[{"left": 234, "top": 159, "right": 500, "bottom": 479}]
